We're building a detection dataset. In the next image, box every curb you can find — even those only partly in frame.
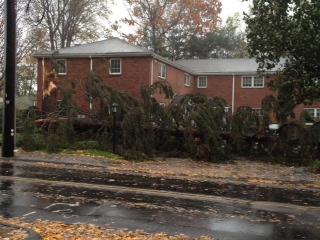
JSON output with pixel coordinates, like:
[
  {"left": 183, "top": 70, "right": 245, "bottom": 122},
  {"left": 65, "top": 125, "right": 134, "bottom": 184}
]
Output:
[{"left": 0, "top": 223, "right": 41, "bottom": 240}]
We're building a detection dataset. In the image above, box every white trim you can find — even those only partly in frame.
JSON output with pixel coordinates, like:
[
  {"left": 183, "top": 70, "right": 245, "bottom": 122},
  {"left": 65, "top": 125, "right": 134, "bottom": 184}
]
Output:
[
  {"left": 109, "top": 58, "right": 122, "bottom": 75},
  {"left": 151, "top": 58, "right": 154, "bottom": 85},
  {"left": 55, "top": 59, "right": 67, "bottom": 75},
  {"left": 158, "top": 62, "right": 166, "bottom": 79},
  {"left": 197, "top": 76, "right": 207, "bottom": 88},
  {"left": 304, "top": 108, "right": 320, "bottom": 121},
  {"left": 184, "top": 73, "right": 190, "bottom": 87},
  {"left": 232, "top": 74, "right": 235, "bottom": 114},
  {"left": 241, "top": 76, "right": 264, "bottom": 88},
  {"left": 89, "top": 55, "right": 93, "bottom": 71}
]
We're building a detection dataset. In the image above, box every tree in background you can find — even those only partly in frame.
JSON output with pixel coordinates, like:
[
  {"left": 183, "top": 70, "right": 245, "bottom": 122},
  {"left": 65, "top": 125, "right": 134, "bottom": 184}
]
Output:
[
  {"left": 24, "top": 0, "right": 112, "bottom": 50},
  {"left": 0, "top": 0, "right": 113, "bottom": 97},
  {"left": 185, "top": 13, "right": 248, "bottom": 59},
  {"left": 244, "top": 0, "right": 320, "bottom": 105},
  {"left": 118, "top": 0, "right": 222, "bottom": 60}
]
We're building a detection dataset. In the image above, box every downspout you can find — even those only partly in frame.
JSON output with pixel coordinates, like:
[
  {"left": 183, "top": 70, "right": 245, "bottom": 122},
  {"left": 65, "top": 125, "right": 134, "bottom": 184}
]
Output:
[
  {"left": 89, "top": 56, "right": 93, "bottom": 111},
  {"left": 232, "top": 74, "right": 235, "bottom": 114},
  {"left": 89, "top": 55, "right": 93, "bottom": 71},
  {"left": 42, "top": 57, "right": 45, "bottom": 100},
  {"left": 150, "top": 58, "right": 154, "bottom": 85}
]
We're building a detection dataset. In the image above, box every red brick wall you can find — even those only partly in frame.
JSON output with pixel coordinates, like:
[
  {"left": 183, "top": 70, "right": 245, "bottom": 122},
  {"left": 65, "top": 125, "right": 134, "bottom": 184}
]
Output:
[
  {"left": 37, "top": 57, "right": 152, "bottom": 112},
  {"left": 37, "top": 56, "right": 320, "bottom": 121},
  {"left": 193, "top": 75, "right": 276, "bottom": 113},
  {"left": 152, "top": 59, "right": 194, "bottom": 105}
]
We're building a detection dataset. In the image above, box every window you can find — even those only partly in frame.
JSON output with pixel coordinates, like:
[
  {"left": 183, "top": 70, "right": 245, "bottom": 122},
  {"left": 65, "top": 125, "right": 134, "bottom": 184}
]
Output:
[
  {"left": 305, "top": 108, "right": 320, "bottom": 121},
  {"left": 185, "top": 73, "right": 190, "bottom": 86},
  {"left": 242, "top": 76, "right": 264, "bottom": 88},
  {"left": 253, "top": 108, "right": 263, "bottom": 117},
  {"left": 158, "top": 62, "right": 166, "bottom": 79},
  {"left": 198, "top": 76, "right": 207, "bottom": 88},
  {"left": 56, "top": 100, "right": 62, "bottom": 109},
  {"left": 110, "top": 58, "right": 121, "bottom": 74},
  {"left": 159, "top": 103, "right": 166, "bottom": 107},
  {"left": 55, "top": 59, "right": 67, "bottom": 75}
]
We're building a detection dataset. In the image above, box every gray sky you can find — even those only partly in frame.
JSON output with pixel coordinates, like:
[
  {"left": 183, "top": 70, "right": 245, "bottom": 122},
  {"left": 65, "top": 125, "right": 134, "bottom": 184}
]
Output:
[
  {"left": 110, "top": 0, "right": 250, "bottom": 35},
  {"left": 220, "top": 0, "right": 250, "bottom": 21}
]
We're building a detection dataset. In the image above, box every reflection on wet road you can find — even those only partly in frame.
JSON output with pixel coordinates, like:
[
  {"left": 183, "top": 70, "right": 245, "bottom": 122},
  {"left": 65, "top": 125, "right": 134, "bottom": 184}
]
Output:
[{"left": 1, "top": 161, "right": 320, "bottom": 239}]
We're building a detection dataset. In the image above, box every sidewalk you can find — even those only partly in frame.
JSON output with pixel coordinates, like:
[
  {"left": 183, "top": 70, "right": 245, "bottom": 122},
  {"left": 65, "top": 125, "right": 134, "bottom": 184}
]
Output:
[{"left": 14, "top": 151, "right": 319, "bottom": 187}]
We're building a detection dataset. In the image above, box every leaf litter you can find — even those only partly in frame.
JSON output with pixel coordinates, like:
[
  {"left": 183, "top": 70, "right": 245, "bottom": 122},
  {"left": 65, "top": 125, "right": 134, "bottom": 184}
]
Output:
[{"left": 0, "top": 216, "right": 214, "bottom": 240}]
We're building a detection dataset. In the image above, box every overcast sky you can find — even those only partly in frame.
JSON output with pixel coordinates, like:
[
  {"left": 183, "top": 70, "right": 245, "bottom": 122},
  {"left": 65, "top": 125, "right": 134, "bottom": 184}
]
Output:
[
  {"left": 111, "top": 0, "right": 250, "bottom": 22},
  {"left": 110, "top": 0, "right": 250, "bottom": 35},
  {"left": 220, "top": 0, "right": 250, "bottom": 21}
]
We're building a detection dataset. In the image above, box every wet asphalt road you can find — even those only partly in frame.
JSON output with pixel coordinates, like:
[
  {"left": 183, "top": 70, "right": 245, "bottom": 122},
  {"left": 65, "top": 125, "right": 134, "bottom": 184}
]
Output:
[{"left": 1, "top": 160, "right": 320, "bottom": 239}]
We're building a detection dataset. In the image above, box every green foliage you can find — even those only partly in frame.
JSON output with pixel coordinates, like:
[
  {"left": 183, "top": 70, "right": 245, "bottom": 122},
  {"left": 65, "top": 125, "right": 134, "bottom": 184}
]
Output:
[
  {"left": 300, "top": 110, "right": 315, "bottom": 123},
  {"left": 313, "top": 160, "right": 320, "bottom": 172},
  {"left": 261, "top": 94, "right": 295, "bottom": 124},
  {"left": 45, "top": 132, "right": 64, "bottom": 153},
  {"left": 61, "top": 149, "right": 123, "bottom": 160},
  {"left": 86, "top": 72, "right": 140, "bottom": 120},
  {"left": 230, "top": 106, "right": 260, "bottom": 152},
  {"left": 19, "top": 118, "right": 46, "bottom": 151},
  {"left": 73, "top": 140, "right": 99, "bottom": 150},
  {"left": 244, "top": 0, "right": 320, "bottom": 105},
  {"left": 122, "top": 107, "right": 155, "bottom": 158},
  {"left": 169, "top": 94, "right": 230, "bottom": 162},
  {"left": 118, "top": 148, "right": 150, "bottom": 162},
  {"left": 185, "top": 13, "right": 248, "bottom": 59},
  {"left": 56, "top": 120, "right": 75, "bottom": 144},
  {"left": 120, "top": 0, "right": 222, "bottom": 60},
  {"left": 97, "top": 131, "right": 112, "bottom": 151}
]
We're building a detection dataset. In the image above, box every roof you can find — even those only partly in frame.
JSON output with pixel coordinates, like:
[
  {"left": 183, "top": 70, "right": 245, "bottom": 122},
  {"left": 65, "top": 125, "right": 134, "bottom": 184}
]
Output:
[
  {"left": 33, "top": 37, "right": 153, "bottom": 58},
  {"left": 34, "top": 37, "right": 282, "bottom": 75},
  {"left": 175, "top": 58, "right": 281, "bottom": 75}
]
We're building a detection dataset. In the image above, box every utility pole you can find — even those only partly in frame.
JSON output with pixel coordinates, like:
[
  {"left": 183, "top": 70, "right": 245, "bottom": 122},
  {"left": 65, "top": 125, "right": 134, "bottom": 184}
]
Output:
[{"left": 2, "top": 0, "right": 16, "bottom": 157}]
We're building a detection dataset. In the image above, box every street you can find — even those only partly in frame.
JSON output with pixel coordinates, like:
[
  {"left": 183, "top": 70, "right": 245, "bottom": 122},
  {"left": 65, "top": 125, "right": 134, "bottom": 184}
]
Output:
[{"left": 1, "top": 159, "right": 320, "bottom": 239}]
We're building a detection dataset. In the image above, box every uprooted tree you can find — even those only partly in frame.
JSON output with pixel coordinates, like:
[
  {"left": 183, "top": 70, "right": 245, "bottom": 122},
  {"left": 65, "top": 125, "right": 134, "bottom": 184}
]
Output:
[{"left": 19, "top": 71, "right": 320, "bottom": 163}]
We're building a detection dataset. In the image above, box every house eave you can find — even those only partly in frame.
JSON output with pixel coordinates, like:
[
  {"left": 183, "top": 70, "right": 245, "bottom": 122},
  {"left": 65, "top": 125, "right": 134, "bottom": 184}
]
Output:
[
  {"left": 192, "top": 71, "right": 277, "bottom": 76},
  {"left": 33, "top": 52, "right": 155, "bottom": 58}
]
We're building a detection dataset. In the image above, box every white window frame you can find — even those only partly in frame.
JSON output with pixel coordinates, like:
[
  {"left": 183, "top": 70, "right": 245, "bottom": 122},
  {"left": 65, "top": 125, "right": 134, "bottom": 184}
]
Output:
[
  {"left": 55, "top": 59, "right": 67, "bottom": 75},
  {"left": 184, "top": 73, "right": 190, "bottom": 86},
  {"left": 305, "top": 108, "right": 320, "bottom": 121},
  {"left": 158, "top": 62, "right": 166, "bottom": 79},
  {"left": 56, "top": 100, "right": 63, "bottom": 109},
  {"left": 197, "top": 76, "right": 207, "bottom": 88},
  {"left": 242, "top": 76, "right": 264, "bottom": 88},
  {"left": 109, "top": 58, "right": 121, "bottom": 75}
]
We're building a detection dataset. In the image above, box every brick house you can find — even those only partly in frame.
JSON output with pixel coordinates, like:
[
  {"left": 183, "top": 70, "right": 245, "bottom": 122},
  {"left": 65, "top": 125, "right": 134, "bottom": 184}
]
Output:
[{"left": 33, "top": 37, "right": 320, "bottom": 121}]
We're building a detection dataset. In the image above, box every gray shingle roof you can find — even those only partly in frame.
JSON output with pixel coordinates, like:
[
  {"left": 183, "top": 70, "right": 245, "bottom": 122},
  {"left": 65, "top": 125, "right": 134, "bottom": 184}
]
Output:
[
  {"left": 33, "top": 37, "right": 283, "bottom": 74},
  {"left": 33, "top": 37, "right": 152, "bottom": 57},
  {"left": 176, "top": 58, "right": 283, "bottom": 74}
]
